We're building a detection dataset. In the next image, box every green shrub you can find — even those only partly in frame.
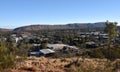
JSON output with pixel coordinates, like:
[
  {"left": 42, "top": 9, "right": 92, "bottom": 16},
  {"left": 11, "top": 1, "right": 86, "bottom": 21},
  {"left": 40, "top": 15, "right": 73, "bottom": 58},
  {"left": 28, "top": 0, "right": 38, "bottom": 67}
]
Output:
[
  {"left": 0, "top": 41, "right": 15, "bottom": 71},
  {"left": 87, "top": 47, "right": 120, "bottom": 60}
]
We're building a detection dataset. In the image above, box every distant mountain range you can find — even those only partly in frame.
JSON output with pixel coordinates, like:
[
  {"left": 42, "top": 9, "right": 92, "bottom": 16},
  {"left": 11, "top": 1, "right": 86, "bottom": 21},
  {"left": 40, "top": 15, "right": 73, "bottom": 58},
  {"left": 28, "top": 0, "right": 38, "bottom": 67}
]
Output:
[
  {"left": 1, "top": 22, "right": 120, "bottom": 32},
  {"left": 13, "top": 22, "right": 106, "bottom": 31},
  {"left": 0, "top": 28, "right": 13, "bottom": 32}
]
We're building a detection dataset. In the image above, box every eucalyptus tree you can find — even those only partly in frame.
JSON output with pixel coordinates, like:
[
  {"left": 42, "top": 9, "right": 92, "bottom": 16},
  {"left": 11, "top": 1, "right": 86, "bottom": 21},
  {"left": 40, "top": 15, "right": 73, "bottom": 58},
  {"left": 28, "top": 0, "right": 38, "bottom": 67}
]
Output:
[{"left": 104, "top": 20, "right": 117, "bottom": 48}]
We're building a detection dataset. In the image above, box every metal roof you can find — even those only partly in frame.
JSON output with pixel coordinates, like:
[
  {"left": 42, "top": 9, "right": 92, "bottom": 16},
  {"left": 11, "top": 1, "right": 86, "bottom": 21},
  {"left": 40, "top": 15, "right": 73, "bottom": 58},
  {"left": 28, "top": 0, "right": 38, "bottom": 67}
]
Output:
[{"left": 40, "top": 49, "right": 55, "bottom": 54}]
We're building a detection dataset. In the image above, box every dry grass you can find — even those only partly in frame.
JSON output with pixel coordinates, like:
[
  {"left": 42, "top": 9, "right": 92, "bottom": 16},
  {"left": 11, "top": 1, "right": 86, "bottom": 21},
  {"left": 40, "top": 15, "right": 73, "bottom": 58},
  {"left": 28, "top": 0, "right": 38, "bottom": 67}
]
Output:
[{"left": 10, "top": 57, "right": 120, "bottom": 72}]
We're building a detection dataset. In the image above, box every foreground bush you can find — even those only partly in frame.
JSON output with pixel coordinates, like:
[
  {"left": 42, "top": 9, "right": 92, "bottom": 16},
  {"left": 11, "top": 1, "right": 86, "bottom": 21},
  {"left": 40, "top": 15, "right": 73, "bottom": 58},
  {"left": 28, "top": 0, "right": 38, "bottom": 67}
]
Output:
[
  {"left": 0, "top": 41, "right": 15, "bottom": 71},
  {"left": 86, "top": 47, "right": 120, "bottom": 60}
]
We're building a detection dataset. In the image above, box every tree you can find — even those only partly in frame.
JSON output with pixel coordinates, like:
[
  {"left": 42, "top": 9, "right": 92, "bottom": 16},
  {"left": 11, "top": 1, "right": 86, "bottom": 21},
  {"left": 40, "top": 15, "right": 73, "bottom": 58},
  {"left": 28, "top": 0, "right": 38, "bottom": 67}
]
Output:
[
  {"left": 104, "top": 20, "right": 117, "bottom": 48},
  {"left": 0, "top": 41, "right": 15, "bottom": 71},
  {"left": 40, "top": 42, "right": 47, "bottom": 49}
]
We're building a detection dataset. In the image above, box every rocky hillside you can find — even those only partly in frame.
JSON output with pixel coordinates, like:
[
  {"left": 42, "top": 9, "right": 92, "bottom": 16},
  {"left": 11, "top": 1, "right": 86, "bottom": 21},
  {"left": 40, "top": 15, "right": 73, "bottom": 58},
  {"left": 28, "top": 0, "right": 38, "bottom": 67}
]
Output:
[{"left": 13, "top": 22, "right": 106, "bottom": 31}]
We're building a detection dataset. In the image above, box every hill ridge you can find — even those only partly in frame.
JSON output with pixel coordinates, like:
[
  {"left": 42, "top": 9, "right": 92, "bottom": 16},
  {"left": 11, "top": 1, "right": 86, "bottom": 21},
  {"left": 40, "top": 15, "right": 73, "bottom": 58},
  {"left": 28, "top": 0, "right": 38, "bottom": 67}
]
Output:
[{"left": 13, "top": 22, "right": 106, "bottom": 31}]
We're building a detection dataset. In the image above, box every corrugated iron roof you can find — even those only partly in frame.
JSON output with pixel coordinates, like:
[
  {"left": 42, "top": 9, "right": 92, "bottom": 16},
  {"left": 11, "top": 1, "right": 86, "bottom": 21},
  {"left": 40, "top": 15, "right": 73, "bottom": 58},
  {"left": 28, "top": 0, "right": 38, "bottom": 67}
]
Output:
[{"left": 40, "top": 49, "right": 55, "bottom": 54}]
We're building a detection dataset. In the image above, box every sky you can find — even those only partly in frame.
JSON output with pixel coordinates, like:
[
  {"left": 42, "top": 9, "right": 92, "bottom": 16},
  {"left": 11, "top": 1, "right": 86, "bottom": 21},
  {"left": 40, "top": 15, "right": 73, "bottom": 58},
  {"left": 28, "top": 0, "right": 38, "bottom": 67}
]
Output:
[{"left": 0, "top": 0, "right": 120, "bottom": 29}]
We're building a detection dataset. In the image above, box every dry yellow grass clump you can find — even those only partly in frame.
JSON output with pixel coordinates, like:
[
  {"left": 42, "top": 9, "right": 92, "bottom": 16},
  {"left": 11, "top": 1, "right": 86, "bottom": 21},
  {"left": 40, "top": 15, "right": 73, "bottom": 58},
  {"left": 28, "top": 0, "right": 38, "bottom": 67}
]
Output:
[{"left": 11, "top": 57, "right": 120, "bottom": 72}]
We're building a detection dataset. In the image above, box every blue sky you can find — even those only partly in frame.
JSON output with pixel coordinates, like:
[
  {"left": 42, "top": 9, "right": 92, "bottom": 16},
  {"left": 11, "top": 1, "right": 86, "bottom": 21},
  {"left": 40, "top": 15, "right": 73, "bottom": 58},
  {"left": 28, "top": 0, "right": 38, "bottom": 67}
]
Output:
[{"left": 0, "top": 0, "right": 120, "bottom": 28}]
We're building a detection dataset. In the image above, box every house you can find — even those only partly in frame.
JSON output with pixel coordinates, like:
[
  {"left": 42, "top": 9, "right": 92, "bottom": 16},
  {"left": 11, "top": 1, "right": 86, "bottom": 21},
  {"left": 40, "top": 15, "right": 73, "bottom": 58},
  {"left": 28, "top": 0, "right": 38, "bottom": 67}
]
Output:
[
  {"left": 28, "top": 52, "right": 40, "bottom": 57},
  {"left": 47, "top": 44, "right": 78, "bottom": 50},
  {"left": 28, "top": 49, "right": 55, "bottom": 57},
  {"left": 33, "top": 44, "right": 41, "bottom": 46},
  {"left": 99, "top": 33, "right": 109, "bottom": 39},
  {"left": 85, "top": 41, "right": 97, "bottom": 48},
  {"left": 40, "top": 49, "right": 55, "bottom": 57},
  {"left": 21, "top": 34, "right": 28, "bottom": 38}
]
